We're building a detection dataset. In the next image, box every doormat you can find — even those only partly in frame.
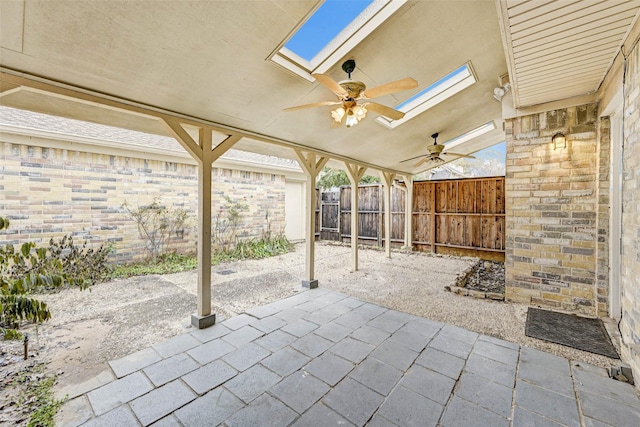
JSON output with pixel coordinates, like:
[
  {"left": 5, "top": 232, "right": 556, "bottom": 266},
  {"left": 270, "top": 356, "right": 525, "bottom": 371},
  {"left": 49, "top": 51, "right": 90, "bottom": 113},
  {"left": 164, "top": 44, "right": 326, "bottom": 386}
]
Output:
[{"left": 525, "top": 308, "right": 619, "bottom": 359}]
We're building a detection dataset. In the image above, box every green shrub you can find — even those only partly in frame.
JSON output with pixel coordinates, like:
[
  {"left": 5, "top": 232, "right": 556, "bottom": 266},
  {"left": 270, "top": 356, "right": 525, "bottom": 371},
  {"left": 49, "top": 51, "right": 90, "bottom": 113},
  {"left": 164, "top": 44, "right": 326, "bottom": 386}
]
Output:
[{"left": 1, "top": 217, "right": 107, "bottom": 339}]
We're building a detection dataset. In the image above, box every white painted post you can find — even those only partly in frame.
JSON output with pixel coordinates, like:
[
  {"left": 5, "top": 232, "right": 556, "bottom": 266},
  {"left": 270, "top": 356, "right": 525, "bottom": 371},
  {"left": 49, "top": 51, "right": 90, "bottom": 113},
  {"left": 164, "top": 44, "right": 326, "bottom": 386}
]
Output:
[
  {"left": 380, "top": 171, "right": 395, "bottom": 258},
  {"left": 404, "top": 174, "right": 414, "bottom": 249},
  {"left": 197, "top": 127, "right": 213, "bottom": 322},
  {"left": 345, "top": 162, "right": 366, "bottom": 271},
  {"left": 295, "top": 150, "right": 329, "bottom": 288}
]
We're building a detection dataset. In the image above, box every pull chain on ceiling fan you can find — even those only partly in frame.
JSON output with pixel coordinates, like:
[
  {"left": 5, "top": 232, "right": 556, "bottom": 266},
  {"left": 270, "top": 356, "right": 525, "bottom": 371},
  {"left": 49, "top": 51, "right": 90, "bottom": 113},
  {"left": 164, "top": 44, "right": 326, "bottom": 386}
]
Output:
[{"left": 284, "top": 59, "right": 418, "bottom": 128}]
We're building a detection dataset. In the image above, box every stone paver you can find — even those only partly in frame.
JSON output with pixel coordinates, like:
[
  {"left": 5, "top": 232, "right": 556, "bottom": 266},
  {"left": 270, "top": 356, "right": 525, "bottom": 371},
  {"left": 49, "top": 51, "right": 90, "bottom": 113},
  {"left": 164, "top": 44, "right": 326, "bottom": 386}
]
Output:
[
  {"left": 290, "top": 402, "right": 354, "bottom": 427},
  {"left": 323, "top": 377, "right": 385, "bottom": 426},
  {"left": 260, "top": 346, "right": 310, "bottom": 377},
  {"left": 269, "top": 370, "right": 330, "bottom": 414},
  {"left": 129, "top": 380, "right": 195, "bottom": 425},
  {"left": 152, "top": 333, "right": 200, "bottom": 358},
  {"left": 225, "top": 394, "right": 298, "bottom": 427},
  {"left": 377, "top": 385, "right": 444, "bottom": 427},
  {"left": 108, "top": 347, "right": 162, "bottom": 378},
  {"left": 87, "top": 371, "right": 153, "bottom": 415},
  {"left": 67, "top": 289, "right": 640, "bottom": 427},
  {"left": 350, "top": 357, "right": 403, "bottom": 396},
  {"left": 143, "top": 353, "right": 199, "bottom": 387},
  {"left": 224, "top": 364, "right": 282, "bottom": 403},
  {"left": 186, "top": 337, "right": 235, "bottom": 364},
  {"left": 221, "top": 342, "right": 271, "bottom": 372},
  {"left": 174, "top": 387, "right": 244, "bottom": 426},
  {"left": 181, "top": 359, "right": 237, "bottom": 395},
  {"left": 304, "top": 352, "right": 354, "bottom": 386}
]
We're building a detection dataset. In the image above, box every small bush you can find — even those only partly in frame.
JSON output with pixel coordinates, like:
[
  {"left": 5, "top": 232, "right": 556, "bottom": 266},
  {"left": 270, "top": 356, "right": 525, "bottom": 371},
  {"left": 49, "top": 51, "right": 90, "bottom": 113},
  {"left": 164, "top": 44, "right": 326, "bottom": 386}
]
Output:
[{"left": 1, "top": 216, "right": 107, "bottom": 339}]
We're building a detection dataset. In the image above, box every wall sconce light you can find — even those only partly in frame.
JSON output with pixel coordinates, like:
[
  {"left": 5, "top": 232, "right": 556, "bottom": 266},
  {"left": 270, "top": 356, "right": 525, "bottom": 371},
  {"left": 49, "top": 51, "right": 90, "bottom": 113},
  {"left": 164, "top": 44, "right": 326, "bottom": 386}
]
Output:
[{"left": 552, "top": 132, "right": 566, "bottom": 149}]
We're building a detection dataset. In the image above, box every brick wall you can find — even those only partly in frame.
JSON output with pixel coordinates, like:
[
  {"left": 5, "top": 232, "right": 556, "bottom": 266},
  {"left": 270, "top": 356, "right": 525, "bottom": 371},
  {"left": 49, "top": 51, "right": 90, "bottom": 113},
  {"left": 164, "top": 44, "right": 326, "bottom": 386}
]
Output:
[
  {"left": 620, "top": 41, "right": 640, "bottom": 380},
  {"left": 504, "top": 103, "right": 609, "bottom": 317},
  {"left": 0, "top": 142, "right": 286, "bottom": 263}
]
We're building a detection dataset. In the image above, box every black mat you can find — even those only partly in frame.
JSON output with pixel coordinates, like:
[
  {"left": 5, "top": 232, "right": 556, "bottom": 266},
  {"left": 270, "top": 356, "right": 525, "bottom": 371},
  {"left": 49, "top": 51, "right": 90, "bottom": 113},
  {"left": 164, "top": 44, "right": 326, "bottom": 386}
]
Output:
[{"left": 525, "top": 308, "right": 619, "bottom": 359}]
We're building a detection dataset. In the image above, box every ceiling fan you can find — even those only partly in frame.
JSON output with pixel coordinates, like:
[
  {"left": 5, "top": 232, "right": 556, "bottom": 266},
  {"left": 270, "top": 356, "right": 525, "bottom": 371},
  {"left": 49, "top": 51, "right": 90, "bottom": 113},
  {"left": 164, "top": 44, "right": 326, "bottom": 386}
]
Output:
[
  {"left": 402, "top": 133, "right": 475, "bottom": 167},
  {"left": 284, "top": 59, "right": 418, "bottom": 128}
]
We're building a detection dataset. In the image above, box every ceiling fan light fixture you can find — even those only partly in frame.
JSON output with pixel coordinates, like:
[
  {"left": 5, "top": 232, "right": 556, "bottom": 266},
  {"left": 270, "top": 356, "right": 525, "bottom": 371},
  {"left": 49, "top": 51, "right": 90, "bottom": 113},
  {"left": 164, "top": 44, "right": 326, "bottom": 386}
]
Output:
[
  {"left": 345, "top": 110, "right": 359, "bottom": 128},
  {"left": 353, "top": 105, "right": 367, "bottom": 119},
  {"left": 331, "top": 107, "right": 346, "bottom": 122}
]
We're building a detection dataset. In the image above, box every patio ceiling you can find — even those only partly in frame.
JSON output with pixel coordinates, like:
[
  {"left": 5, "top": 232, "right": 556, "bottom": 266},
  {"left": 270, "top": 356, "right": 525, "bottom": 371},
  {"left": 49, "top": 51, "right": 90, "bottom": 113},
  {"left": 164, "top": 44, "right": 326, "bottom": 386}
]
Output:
[{"left": 1, "top": 1, "right": 639, "bottom": 174}]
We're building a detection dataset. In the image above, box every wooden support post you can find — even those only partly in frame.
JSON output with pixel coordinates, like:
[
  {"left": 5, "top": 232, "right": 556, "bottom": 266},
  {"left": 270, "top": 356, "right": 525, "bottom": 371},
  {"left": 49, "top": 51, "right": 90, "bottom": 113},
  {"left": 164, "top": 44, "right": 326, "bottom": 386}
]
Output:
[
  {"left": 295, "top": 150, "right": 329, "bottom": 288},
  {"left": 344, "top": 162, "right": 366, "bottom": 271},
  {"left": 161, "top": 119, "right": 238, "bottom": 329},
  {"left": 197, "top": 127, "right": 213, "bottom": 324},
  {"left": 430, "top": 182, "right": 436, "bottom": 253},
  {"left": 404, "top": 174, "right": 413, "bottom": 249},
  {"left": 380, "top": 171, "right": 395, "bottom": 258}
]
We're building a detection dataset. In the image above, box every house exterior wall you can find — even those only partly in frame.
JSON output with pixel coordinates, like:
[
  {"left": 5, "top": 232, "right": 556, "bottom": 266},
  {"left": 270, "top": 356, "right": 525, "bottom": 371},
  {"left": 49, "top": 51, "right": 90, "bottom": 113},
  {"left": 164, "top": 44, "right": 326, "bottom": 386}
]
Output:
[
  {"left": 504, "top": 103, "right": 609, "bottom": 317},
  {"left": 0, "top": 141, "right": 286, "bottom": 263},
  {"left": 619, "top": 40, "right": 640, "bottom": 382}
]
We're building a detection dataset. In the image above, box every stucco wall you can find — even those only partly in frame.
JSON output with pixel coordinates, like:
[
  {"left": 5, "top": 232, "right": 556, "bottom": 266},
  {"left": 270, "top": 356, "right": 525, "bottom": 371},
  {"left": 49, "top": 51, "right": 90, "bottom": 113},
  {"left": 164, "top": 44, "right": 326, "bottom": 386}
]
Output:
[
  {"left": 504, "top": 103, "right": 609, "bottom": 317},
  {"left": 0, "top": 141, "right": 286, "bottom": 263}
]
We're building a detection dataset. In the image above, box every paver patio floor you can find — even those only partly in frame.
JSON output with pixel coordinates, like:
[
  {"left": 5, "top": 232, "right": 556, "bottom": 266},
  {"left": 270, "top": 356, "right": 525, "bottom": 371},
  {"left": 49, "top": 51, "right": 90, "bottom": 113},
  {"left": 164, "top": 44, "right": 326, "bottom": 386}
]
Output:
[{"left": 58, "top": 288, "right": 640, "bottom": 426}]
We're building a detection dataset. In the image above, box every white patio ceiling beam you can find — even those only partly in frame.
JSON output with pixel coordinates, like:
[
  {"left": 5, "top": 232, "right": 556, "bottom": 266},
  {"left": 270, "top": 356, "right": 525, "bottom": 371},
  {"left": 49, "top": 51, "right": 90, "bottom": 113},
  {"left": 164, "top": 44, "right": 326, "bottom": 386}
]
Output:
[
  {"left": 344, "top": 162, "right": 367, "bottom": 272},
  {"left": 294, "top": 150, "right": 329, "bottom": 288},
  {"left": 0, "top": 69, "right": 408, "bottom": 177}
]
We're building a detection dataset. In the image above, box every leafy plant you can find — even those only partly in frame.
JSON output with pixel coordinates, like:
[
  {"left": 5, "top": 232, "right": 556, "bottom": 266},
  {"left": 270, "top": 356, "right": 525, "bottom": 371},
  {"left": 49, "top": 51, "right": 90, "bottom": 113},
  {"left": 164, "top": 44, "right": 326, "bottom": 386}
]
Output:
[
  {"left": 1, "top": 217, "right": 106, "bottom": 339},
  {"left": 212, "top": 196, "right": 248, "bottom": 252},
  {"left": 317, "top": 167, "right": 380, "bottom": 190},
  {"left": 122, "top": 198, "right": 190, "bottom": 260}
]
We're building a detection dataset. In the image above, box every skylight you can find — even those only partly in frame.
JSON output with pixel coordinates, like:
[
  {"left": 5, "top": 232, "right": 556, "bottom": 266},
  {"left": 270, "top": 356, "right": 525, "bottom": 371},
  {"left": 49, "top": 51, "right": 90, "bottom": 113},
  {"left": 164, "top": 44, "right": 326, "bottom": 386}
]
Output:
[
  {"left": 270, "top": 0, "right": 407, "bottom": 81},
  {"left": 284, "top": 1, "right": 374, "bottom": 62},
  {"left": 376, "top": 63, "right": 477, "bottom": 129},
  {"left": 443, "top": 121, "right": 496, "bottom": 150}
]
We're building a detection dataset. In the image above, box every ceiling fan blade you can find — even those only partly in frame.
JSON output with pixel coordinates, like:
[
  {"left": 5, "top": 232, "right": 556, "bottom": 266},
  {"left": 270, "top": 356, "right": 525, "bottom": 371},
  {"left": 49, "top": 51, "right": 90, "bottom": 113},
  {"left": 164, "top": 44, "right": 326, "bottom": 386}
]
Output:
[
  {"left": 443, "top": 152, "right": 476, "bottom": 159},
  {"left": 400, "top": 154, "right": 427, "bottom": 163},
  {"left": 361, "top": 77, "right": 418, "bottom": 99},
  {"left": 415, "top": 157, "right": 430, "bottom": 167},
  {"left": 311, "top": 74, "right": 348, "bottom": 97},
  {"left": 283, "top": 101, "right": 342, "bottom": 112},
  {"left": 365, "top": 102, "right": 405, "bottom": 120}
]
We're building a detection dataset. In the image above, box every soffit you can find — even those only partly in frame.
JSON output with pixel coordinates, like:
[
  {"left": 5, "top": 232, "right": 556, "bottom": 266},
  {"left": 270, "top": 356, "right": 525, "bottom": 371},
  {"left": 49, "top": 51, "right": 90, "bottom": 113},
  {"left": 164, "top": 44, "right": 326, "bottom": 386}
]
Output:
[{"left": 498, "top": 0, "right": 640, "bottom": 108}]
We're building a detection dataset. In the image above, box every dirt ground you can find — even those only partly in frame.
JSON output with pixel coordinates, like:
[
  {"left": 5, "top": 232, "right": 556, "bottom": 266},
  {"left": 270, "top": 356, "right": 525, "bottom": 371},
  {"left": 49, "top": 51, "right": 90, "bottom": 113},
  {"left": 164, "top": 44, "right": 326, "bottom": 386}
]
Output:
[{"left": 0, "top": 242, "right": 624, "bottom": 425}]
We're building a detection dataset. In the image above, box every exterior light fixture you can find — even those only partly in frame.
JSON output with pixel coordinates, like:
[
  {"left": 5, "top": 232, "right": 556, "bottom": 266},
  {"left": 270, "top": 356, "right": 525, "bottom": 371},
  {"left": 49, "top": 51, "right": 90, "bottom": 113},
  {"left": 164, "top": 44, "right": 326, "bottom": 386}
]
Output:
[{"left": 552, "top": 132, "right": 566, "bottom": 149}]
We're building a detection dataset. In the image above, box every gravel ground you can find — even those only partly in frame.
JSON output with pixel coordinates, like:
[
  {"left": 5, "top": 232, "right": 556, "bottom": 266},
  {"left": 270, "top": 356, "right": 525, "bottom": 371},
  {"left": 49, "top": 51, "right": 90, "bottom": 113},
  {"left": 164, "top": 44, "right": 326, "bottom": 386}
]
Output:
[{"left": 1, "top": 241, "right": 623, "bottom": 419}]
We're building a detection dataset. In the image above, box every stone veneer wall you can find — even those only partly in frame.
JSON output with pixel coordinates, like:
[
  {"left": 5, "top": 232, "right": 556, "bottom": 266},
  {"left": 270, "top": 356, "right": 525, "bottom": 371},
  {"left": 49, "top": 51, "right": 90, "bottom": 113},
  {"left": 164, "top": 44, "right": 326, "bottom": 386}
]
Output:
[
  {"left": 620, "top": 41, "right": 640, "bottom": 379},
  {"left": 0, "top": 142, "right": 286, "bottom": 263},
  {"left": 504, "top": 103, "right": 610, "bottom": 317}
]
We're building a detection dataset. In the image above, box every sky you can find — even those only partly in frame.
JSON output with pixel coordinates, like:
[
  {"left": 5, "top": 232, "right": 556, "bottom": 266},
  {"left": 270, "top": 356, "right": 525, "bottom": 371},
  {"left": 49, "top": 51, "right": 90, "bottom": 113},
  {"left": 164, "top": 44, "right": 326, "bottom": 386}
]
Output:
[{"left": 285, "top": 0, "right": 374, "bottom": 61}]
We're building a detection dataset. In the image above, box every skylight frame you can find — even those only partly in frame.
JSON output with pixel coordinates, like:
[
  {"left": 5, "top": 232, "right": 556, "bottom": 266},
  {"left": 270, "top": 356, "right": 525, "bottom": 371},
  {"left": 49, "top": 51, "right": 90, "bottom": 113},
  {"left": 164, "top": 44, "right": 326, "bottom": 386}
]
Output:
[
  {"left": 269, "top": 0, "right": 408, "bottom": 82},
  {"left": 376, "top": 62, "right": 478, "bottom": 129},
  {"left": 443, "top": 121, "right": 496, "bottom": 150}
]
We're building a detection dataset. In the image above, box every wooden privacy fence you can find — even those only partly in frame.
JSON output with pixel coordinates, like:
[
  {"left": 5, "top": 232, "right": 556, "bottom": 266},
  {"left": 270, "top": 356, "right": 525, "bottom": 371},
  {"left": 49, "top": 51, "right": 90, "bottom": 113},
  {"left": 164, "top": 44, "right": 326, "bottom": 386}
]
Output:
[{"left": 317, "top": 177, "right": 505, "bottom": 260}]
